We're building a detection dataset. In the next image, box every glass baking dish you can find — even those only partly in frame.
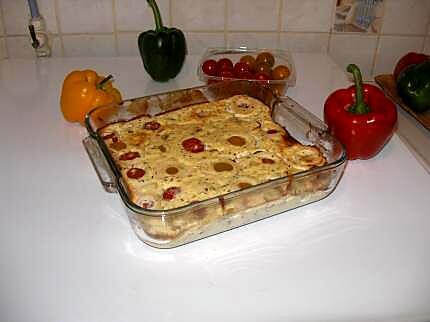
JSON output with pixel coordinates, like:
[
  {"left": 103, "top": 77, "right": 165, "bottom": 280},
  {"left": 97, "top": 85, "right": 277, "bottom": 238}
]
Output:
[
  {"left": 83, "top": 80, "right": 346, "bottom": 248},
  {"left": 197, "top": 47, "right": 296, "bottom": 96}
]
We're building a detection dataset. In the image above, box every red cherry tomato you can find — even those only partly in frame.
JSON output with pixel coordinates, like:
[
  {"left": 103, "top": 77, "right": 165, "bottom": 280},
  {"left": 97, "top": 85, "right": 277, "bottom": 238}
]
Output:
[
  {"left": 271, "top": 65, "right": 290, "bottom": 80},
  {"left": 139, "top": 199, "right": 154, "bottom": 209},
  {"left": 126, "top": 168, "right": 145, "bottom": 179},
  {"left": 201, "top": 59, "right": 218, "bottom": 76},
  {"left": 182, "top": 137, "right": 204, "bottom": 153},
  {"left": 233, "top": 62, "right": 250, "bottom": 77},
  {"left": 163, "top": 187, "right": 181, "bottom": 200},
  {"left": 119, "top": 151, "right": 140, "bottom": 161},
  {"left": 255, "top": 72, "right": 271, "bottom": 82},
  {"left": 254, "top": 62, "right": 272, "bottom": 75},
  {"left": 217, "top": 58, "right": 233, "bottom": 72},
  {"left": 218, "top": 69, "right": 235, "bottom": 79},
  {"left": 237, "top": 71, "right": 254, "bottom": 80},
  {"left": 240, "top": 55, "right": 256, "bottom": 72},
  {"left": 102, "top": 133, "right": 115, "bottom": 140},
  {"left": 256, "top": 52, "right": 275, "bottom": 67}
]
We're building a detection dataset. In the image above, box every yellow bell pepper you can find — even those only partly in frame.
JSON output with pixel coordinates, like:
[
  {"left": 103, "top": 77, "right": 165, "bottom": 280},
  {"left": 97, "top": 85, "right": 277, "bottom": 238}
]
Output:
[{"left": 60, "top": 69, "right": 122, "bottom": 124}]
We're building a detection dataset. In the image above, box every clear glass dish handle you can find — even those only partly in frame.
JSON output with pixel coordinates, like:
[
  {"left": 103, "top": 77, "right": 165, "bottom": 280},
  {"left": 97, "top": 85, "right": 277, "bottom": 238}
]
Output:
[
  {"left": 82, "top": 136, "right": 117, "bottom": 193},
  {"left": 278, "top": 96, "right": 328, "bottom": 132}
]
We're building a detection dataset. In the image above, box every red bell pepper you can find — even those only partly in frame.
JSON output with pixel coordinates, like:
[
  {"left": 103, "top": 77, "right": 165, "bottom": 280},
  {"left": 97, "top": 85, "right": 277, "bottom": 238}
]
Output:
[
  {"left": 324, "top": 64, "right": 397, "bottom": 160},
  {"left": 393, "top": 52, "right": 429, "bottom": 81}
]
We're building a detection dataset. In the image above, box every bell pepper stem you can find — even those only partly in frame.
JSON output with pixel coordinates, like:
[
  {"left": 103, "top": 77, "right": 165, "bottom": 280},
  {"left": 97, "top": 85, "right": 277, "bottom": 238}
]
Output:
[
  {"left": 347, "top": 64, "right": 371, "bottom": 114},
  {"left": 96, "top": 75, "right": 113, "bottom": 89},
  {"left": 147, "top": 0, "right": 163, "bottom": 31}
]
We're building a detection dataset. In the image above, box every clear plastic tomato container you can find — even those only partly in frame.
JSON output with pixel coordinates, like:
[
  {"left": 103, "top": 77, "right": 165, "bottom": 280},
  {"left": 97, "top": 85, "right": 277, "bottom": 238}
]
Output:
[{"left": 197, "top": 47, "right": 296, "bottom": 96}]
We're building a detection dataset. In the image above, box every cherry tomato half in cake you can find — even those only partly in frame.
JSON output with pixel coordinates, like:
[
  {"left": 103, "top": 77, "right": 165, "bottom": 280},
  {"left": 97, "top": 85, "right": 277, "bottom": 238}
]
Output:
[
  {"left": 271, "top": 65, "right": 290, "bottom": 80},
  {"left": 126, "top": 168, "right": 145, "bottom": 179},
  {"left": 119, "top": 151, "right": 141, "bottom": 161},
  {"left": 216, "top": 58, "right": 234, "bottom": 72},
  {"left": 201, "top": 59, "right": 218, "bottom": 76},
  {"left": 182, "top": 137, "right": 204, "bottom": 153},
  {"left": 102, "top": 132, "right": 116, "bottom": 140},
  {"left": 256, "top": 52, "right": 275, "bottom": 67},
  {"left": 233, "top": 62, "right": 251, "bottom": 77},
  {"left": 163, "top": 187, "right": 181, "bottom": 200}
]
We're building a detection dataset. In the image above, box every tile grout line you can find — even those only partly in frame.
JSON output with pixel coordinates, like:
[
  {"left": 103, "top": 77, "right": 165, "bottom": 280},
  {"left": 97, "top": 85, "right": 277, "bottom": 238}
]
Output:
[
  {"left": 3, "top": 30, "right": 429, "bottom": 37},
  {"left": 370, "top": 0, "right": 388, "bottom": 78},
  {"left": 277, "top": 0, "right": 283, "bottom": 49},
  {"left": 169, "top": 0, "right": 172, "bottom": 26},
  {"left": 112, "top": 0, "right": 119, "bottom": 56},
  {"left": 330, "top": 31, "right": 428, "bottom": 37},
  {"left": 424, "top": 35, "right": 429, "bottom": 53},
  {"left": 53, "top": 0, "right": 64, "bottom": 57},
  {"left": 327, "top": 0, "right": 338, "bottom": 55},
  {"left": 0, "top": 0, "right": 10, "bottom": 58},
  {"left": 220, "top": 30, "right": 280, "bottom": 34},
  {"left": 422, "top": 12, "right": 430, "bottom": 52},
  {"left": 224, "top": 0, "right": 228, "bottom": 47},
  {"left": 422, "top": 34, "right": 428, "bottom": 53},
  {"left": 118, "top": 30, "right": 224, "bottom": 34},
  {"left": 280, "top": 31, "right": 333, "bottom": 35},
  {"left": 370, "top": 32, "right": 381, "bottom": 78}
]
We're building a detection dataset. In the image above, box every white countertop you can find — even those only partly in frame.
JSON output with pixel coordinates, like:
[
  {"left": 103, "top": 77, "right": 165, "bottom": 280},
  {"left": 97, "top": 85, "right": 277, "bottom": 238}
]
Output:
[{"left": 1, "top": 54, "right": 430, "bottom": 322}]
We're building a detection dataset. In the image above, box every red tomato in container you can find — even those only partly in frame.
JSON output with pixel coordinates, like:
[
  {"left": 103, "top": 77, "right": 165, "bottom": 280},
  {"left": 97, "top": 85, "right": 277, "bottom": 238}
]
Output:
[
  {"left": 254, "top": 62, "right": 272, "bottom": 75},
  {"left": 240, "top": 55, "right": 256, "bottom": 72},
  {"left": 256, "top": 52, "right": 275, "bottom": 67},
  {"left": 271, "top": 65, "right": 290, "bottom": 80},
  {"left": 217, "top": 58, "right": 234, "bottom": 72},
  {"left": 233, "top": 62, "right": 250, "bottom": 77},
  {"left": 201, "top": 59, "right": 218, "bottom": 76},
  {"left": 254, "top": 72, "right": 271, "bottom": 81}
]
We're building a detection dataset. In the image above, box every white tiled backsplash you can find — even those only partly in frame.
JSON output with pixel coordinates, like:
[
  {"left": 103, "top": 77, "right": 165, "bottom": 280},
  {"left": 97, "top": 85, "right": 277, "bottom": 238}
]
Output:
[{"left": 0, "top": 0, "right": 429, "bottom": 79}]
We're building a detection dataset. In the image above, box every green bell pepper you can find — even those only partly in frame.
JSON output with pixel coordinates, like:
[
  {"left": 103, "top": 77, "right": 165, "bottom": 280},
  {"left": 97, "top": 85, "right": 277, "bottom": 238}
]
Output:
[
  {"left": 396, "top": 60, "right": 430, "bottom": 113},
  {"left": 138, "top": 0, "right": 186, "bottom": 82}
]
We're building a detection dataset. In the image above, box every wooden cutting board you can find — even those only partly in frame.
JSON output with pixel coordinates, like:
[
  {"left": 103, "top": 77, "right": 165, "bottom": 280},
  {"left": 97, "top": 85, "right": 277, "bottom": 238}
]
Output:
[{"left": 375, "top": 74, "right": 430, "bottom": 131}]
